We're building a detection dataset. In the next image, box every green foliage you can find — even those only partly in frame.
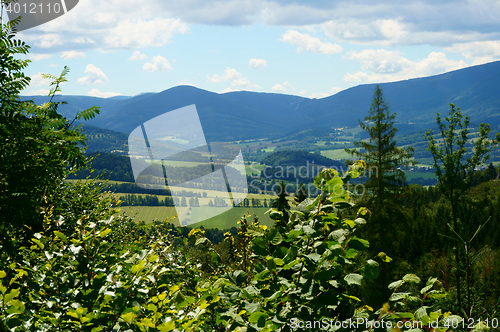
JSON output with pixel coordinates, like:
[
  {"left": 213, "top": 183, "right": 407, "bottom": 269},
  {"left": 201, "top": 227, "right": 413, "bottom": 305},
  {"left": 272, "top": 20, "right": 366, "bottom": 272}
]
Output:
[
  {"left": 425, "top": 103, "right": 500, "bottom": 315},
  {"left": 270, "top": 181, "right": 290, "bottom": 223},
  {"left": 0, "top": 18, "right": 479, "bottom": 331},
  {"left": 0, "top": 21, "right": 98, "bottom": 244},
  {"left": 426, "top": 104, "right": 500, "bottom": 204},
  {"left": 294, "top": 183, "right": 308, "bottom": 205}
]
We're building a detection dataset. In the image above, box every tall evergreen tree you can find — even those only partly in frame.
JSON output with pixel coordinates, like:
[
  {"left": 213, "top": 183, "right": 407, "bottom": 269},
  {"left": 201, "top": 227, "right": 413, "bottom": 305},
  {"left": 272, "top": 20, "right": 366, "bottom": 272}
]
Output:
[
  {"left": 294, "top": 183, "right": 309, "bottom": 205},
  {"left": 345, "top": 85, "right": 414, "bottom": 203},
  {"left": 345, "top": 85, "right": 414, "bottom": 303},
  {"left": 272, "top": 181, "right": 290, "bottom": 223}
]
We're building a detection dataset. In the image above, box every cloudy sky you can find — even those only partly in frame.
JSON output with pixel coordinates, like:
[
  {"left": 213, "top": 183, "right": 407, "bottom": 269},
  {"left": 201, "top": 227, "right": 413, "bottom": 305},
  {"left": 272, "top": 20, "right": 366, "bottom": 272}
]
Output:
[{"left": 11, "top": 0, "right": 500, "bottom": 98}]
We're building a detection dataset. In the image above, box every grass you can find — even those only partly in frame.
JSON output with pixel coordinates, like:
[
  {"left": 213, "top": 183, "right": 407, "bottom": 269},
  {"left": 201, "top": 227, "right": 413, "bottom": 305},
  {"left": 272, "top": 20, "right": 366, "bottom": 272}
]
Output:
[
  {"left": 404, "top": 172, "right": 437, "bottom": 180},
  {"left": 119, "top": 206, "right": 178, "bottom": 224},
  {"left": 190, "top": 207, "right": 274, "bottom": 229},
  {"left": 245, "top": 163, "right": 265, "bottom": 176},
  {"left": 119, "top": 205, "right": 275, "bottom": 230},
  {"left": 321, "top": 149, "right": 355, "bottom": 160}
]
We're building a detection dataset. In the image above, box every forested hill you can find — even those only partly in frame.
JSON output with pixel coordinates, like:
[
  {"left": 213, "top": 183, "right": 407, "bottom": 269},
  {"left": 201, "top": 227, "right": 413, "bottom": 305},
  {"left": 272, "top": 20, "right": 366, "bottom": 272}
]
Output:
[
  {"left": 260, "top": 150, "right": 343, "bottom": 168},
  {"left": 23, "top": 60, "right": 500, "bottom": 141}
]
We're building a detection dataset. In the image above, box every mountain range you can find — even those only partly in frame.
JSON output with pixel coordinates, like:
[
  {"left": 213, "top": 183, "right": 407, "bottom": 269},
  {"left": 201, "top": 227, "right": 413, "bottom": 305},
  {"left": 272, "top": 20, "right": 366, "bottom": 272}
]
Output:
[{"left": 24, "top": 60, "right": 500, "bottom": 141}]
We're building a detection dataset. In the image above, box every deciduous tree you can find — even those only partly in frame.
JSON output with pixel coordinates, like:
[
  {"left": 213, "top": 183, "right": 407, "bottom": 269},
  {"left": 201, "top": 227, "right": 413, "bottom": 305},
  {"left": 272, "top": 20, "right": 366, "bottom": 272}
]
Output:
[{"left": 425, "top": 103, "right": 500, "bottom": 315}]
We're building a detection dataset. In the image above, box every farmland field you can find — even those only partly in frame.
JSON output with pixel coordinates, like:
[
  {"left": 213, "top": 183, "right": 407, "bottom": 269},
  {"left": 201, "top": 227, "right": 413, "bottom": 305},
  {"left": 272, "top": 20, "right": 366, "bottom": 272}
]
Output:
[
  {"left": 189, "top": 207, "right": 273, "bottom": 229},
  {"left": 119, "top": 206, "right": 178, "bottom": 224},
  {"left": 119, "top": 205, "right": 274, "bottom": 229},
  {"left": 321, "top": 149, "right": 355, "bottom": 160},
  {"left": 404, "top": 172, "right": 437, "bottom": 181}
]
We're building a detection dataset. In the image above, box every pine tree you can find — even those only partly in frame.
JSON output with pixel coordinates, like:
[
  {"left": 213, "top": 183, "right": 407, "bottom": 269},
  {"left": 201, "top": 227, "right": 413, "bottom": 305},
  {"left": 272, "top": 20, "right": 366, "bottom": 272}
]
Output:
[
  {"left": 294, "top": 183, "right": 308, "bottom": 205},
  {"left": 345, "top": 85, "right": 414, "bottom": 203},
  {"left": 272, "top": 181, "right": 290, "bottom": 223},
  {"left": 345, "top": 85, "right": 414, "bottom": 302}
]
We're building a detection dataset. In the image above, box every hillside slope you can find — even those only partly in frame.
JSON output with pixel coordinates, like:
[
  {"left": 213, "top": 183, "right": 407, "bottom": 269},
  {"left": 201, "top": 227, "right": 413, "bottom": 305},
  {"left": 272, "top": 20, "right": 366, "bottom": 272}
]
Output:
[{"left": 23, "top": 60, "right": 500, "bottom": 141}]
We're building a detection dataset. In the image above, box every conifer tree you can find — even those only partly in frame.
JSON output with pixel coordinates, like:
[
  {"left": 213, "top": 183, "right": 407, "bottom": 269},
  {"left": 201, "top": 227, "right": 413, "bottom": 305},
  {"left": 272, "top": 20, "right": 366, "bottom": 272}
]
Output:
[
  {"left": 345, "top": 85, "right": 414, "bottom": 302},
  {"left": 272, "top": 181, "right": 290, "bottom": 222},
  {"left": 345, "top": 85, "right": 414, "bottom": 203},
  {"left": 294, "top": 183, "right": 308, "bottom": 205}
]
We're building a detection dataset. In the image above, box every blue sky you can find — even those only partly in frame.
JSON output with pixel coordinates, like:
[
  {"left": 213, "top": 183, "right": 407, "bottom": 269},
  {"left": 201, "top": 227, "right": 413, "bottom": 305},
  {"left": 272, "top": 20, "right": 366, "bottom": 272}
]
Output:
[{"left": 9, "top": 0, "right": 500, "bottom": 98}]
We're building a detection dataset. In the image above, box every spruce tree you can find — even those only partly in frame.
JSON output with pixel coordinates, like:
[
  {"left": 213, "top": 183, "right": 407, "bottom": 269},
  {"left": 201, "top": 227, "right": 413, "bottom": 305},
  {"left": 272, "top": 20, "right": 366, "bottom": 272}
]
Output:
[
  {"left": 345, "top": 85, "right": 414, "bottom": 302},
  {"left": 294, "top": 183, "right": 309, "bottom": 205},
  {"left": 345, "top": 85, "right": 414, "bottom": 203},
  {"left": 272, "top": 181, "right": 290, "bottom": 222}
]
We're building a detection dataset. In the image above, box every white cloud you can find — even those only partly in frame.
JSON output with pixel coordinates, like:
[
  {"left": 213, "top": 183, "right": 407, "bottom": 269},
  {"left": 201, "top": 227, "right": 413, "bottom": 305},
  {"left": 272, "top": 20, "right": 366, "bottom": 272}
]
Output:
[
  {"left": 76, "top": 64, "right": 109, "bottom": 85},
  {"left": 61, "top": 51, "right": 86, "bottom": 59},
  {"left": 271, "top": 81, "right": 300, "bottom": 95},
  {"left": 29, "top": 73, "right": 51, "bottom": 87},
  {"left": 344, "top": 50, "right": 468, "bottom": 83},
  {"left": 31, "top": 34, "right": 64, "bottom": 48},
  {"left": 248, "top": 58, "right": 267, "bottom": 69},
  {"left": 87, "top": 89, "right": 123, "bottom": 98},
  {"left": 29, "top": 54, "right": 53, "bottom": 61},
  {"left": 322, "top": 19, "right": 409, "bottom": 47},
  {"left": 18, "top": 0, "right": 189, "bottom": 52},
  {"left": 445, "top": 41, "right": 500, "bottom": 66},
  {"left": 129, "top": 51, "right": 148, "bottom": 61},
  {"left": 16, "top": 0, "right": 500, "bottom": 53},
  {"left": 346, "top": 49, "right": 411, "bottom": 73},
  {"left": 281, "top": 30, "right": 343, "bottom": 54},
  {"left": 143, "top": 56, "right": 172, "bottom": 72},
  {"left": 105, "top": 18, "right": 188, "bottom": 49},
  {"left": 24, "top": 89, "right": 51, "bottom": 96},
  {"left": 208, "top": 67, "right": 260, "bottom": 91}
]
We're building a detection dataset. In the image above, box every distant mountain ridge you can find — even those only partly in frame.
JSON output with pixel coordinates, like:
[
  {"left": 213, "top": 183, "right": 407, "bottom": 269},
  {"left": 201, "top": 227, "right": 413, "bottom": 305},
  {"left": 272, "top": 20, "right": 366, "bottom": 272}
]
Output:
[{"left": 23, "top": 60, "right": 500, "bottom": 141}]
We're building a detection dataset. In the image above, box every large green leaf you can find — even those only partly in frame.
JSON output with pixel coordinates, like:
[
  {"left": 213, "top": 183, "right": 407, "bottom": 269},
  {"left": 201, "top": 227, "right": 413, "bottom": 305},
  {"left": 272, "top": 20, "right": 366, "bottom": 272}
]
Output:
[
  {"left": 344, "top": 273, "right": 363, "bottom": 286},
  {"left": 361, "top": 259, "right": 379, "bottom": 280}
]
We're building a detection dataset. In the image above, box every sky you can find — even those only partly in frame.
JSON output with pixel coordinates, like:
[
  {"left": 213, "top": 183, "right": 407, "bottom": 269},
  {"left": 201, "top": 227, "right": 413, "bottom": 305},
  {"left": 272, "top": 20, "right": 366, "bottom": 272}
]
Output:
[{"left": 8, "top": 0, "right": 500, "bottom": 99}]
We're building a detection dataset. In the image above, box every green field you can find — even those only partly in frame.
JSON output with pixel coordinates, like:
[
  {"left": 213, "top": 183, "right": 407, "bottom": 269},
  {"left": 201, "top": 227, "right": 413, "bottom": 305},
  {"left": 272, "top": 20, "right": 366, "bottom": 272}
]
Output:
[
  {"left": 188, "top": 207, "right": 274, "bottom": 229},
  {"left": 404, "top": 172, "right": 437, "bottom": 180},
  {"left": 245, "top": 162, "right": 265, "bottom": 176},
  {"left": 119, "top": 205, "right": 274, "bottom": 229},
  {"left": 321, "top": 149, "right": 355, "bottom": 160},
  {"left": 119, "top": 206, "right": 178, "bottom": 224}
]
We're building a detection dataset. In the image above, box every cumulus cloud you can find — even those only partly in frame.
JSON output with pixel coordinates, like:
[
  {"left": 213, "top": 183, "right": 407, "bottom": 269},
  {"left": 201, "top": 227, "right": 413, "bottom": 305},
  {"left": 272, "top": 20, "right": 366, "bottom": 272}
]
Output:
[
  {"left": 29, "top": 73, "right": 51, "bottom": 87},
  {"left": 76, "top": 64, "right": 109, "bottom": 85},
  {"left": 249, "top": 58, "right": 267, "bottom": 69},
  {"left": 29, "top": 54, "right": 52, "bottom": 61},
  {"left": 143, "top": 56, "right": 172, "bottom": 72},
  {"left": 129, "top": 51, "right": 148, "bottom": 61},
  {"left": 105, "top": 18, "right": 188, "bottom": 49},
  {"left": 272, "top": 81, "right": 293, "bottom": 93},
  {"left": 18, "top": 0, "right": 189, "bottom": 52},
  {"left": 271, "top": 81, "right": 307, "bottom": 96},
  {"left": 322, "top": 19, "right": 409, "bottom": 47},
  {"left": 344, "top": 50, "right": 468, "bottom": 83},
  {"left": 87, "top": 89, "right": 123, "bottom": 98},
  {"left": 24, "top": 89, "right": 51, "bottom": 96},
  {"left": 61, "top": 51, "right": 86, "bottom": 59},
  {"left": 16, "top": 0, "right": 500, "bottom": 53},
  {"left": 22, "top": 74, "right": 62, "bottom": 96},
  {"left": 281, "top": 30, "right": 343, "bottom": 54},
  {"left": 445, "top": 41, "right": 500, "bottom": 66},
  {"left": 208, "top": 67, "right": 260, "bottom": 91}
]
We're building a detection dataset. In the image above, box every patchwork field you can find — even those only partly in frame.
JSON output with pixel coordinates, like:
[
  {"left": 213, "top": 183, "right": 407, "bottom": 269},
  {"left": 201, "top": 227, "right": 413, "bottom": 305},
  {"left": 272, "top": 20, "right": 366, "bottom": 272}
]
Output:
[{"left": 119, "top": 205, "right": 274, "bottom": 229}]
